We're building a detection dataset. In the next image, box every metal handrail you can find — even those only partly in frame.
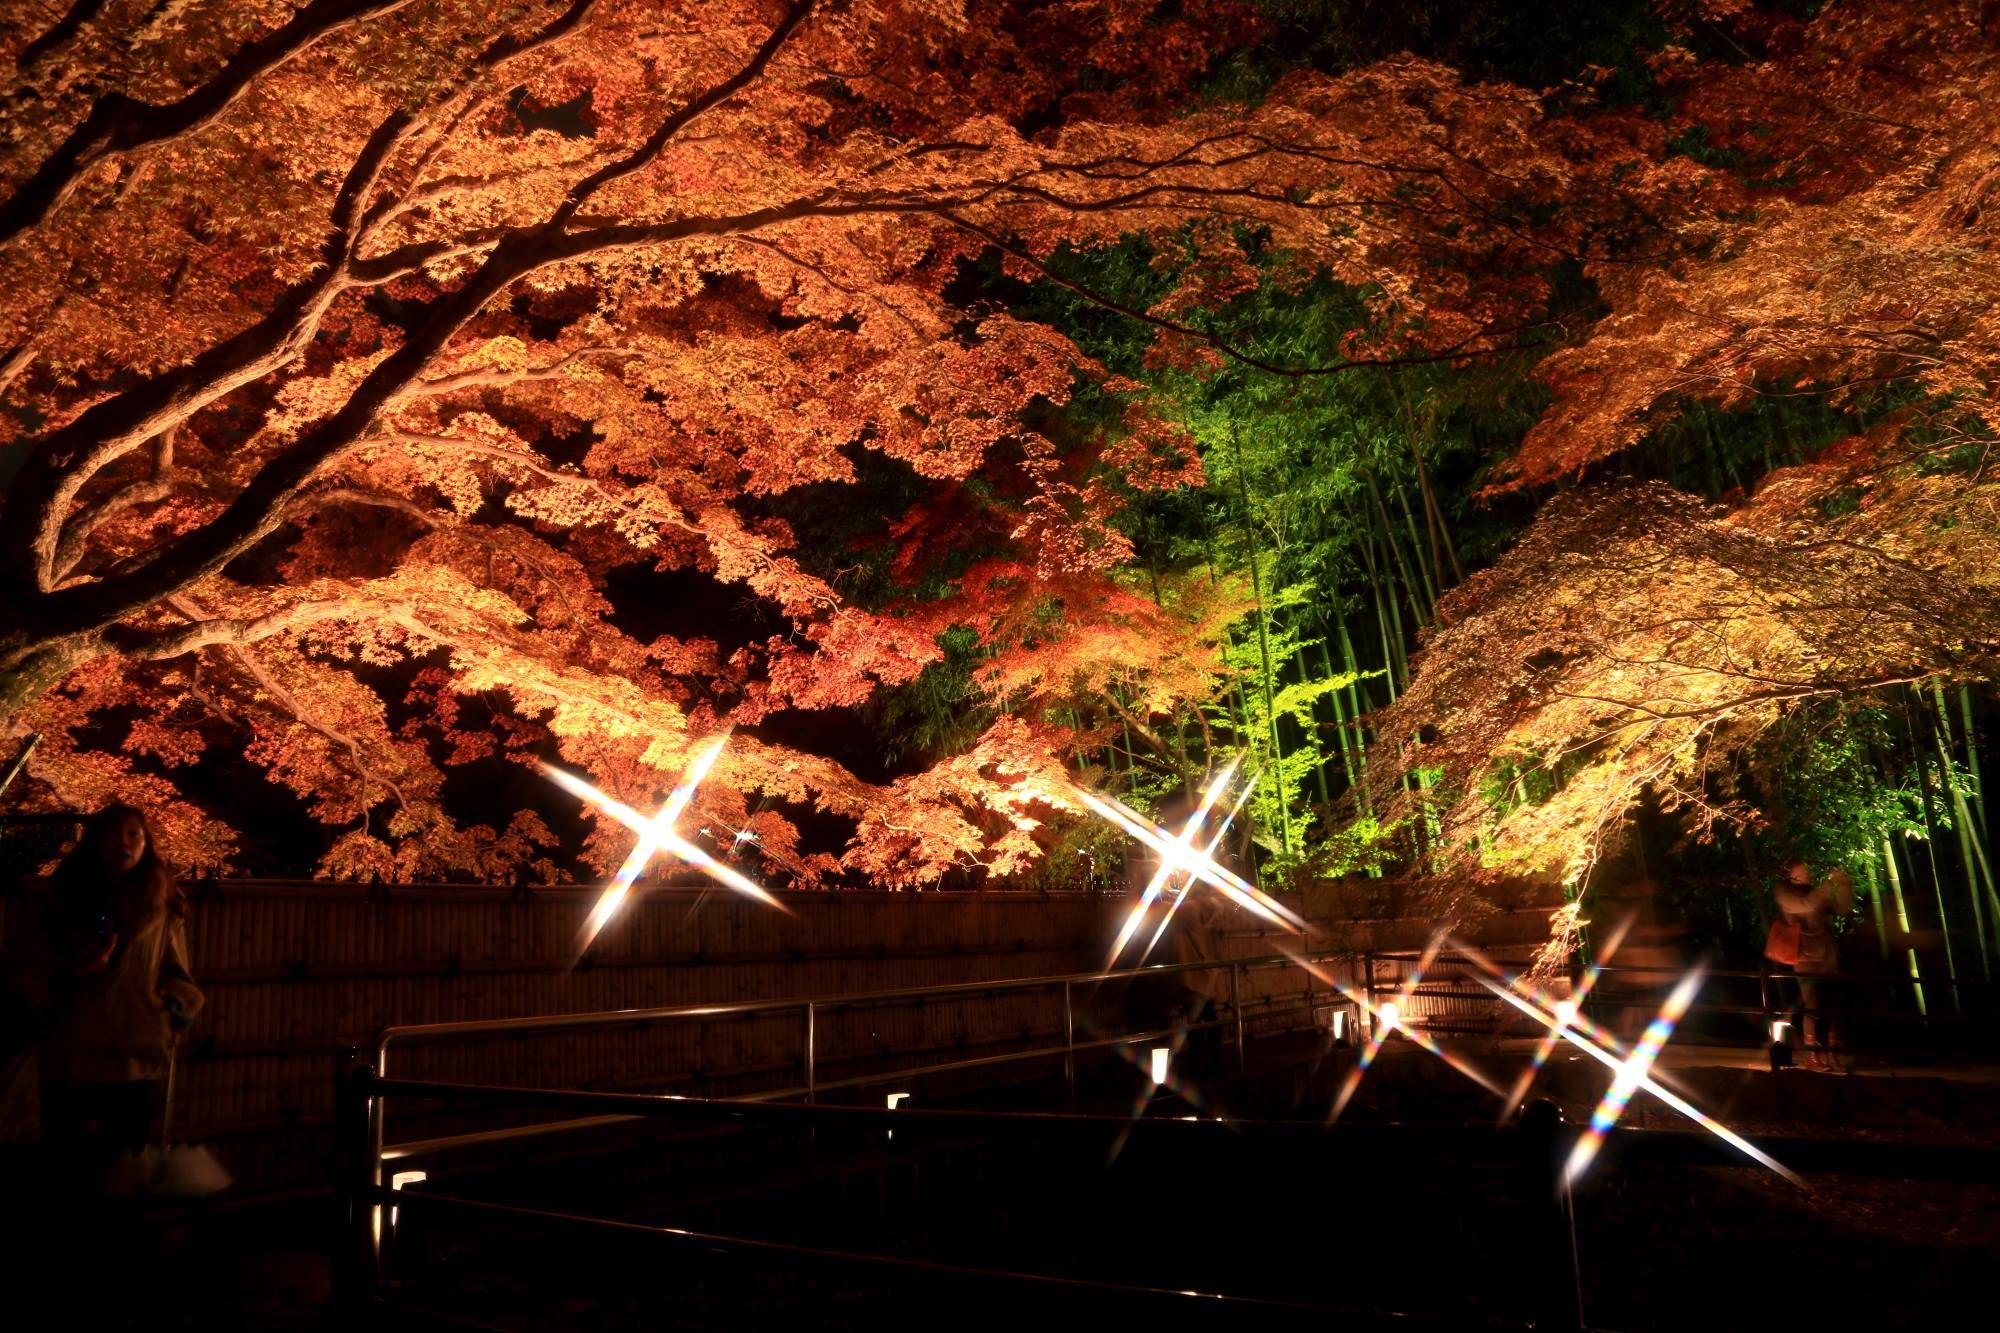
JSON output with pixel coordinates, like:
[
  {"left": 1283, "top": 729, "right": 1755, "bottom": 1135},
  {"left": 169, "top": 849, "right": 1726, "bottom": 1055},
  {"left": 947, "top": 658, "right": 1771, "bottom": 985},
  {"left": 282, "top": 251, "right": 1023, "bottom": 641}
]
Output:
[
  {"left": 375, "top": 1000, "right": 1330, "bottom": 1163},
  {"left": 352, "top": 1073, "right": 2000, "bottom": 1177},
  {"left": 1368, "top": 950, "right": 1998, "bottom": 993},
  {"left": 371, "top": 947, "right": 1347, "bottom": 1065},
  {"left": 364, "top": 948, "right": 1361, "bottom": 1207},
  {"left": 334, "top": 1065, "right": 2000, "bottom": 1324},
  {"left": 337, "top": 1071, "right": 1574, "bottom": 1323},
  {"left": 372, "top": 1186, "right": 1512, "bottom": 1326}
]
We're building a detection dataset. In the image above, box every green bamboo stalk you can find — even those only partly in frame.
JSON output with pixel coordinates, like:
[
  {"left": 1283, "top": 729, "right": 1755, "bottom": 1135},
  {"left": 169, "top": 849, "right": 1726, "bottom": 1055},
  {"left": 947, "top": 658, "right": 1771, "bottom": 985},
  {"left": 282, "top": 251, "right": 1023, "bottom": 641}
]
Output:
[
  {"left": 1385, "top": 365, "right": 1462, "bottom": 587},
  {"left": 1408, "top": 432, "right": 1462, "bottom": 585},
  {"left": 1699, "top": 409, "right": 1744, "bottom": 495},
  {"left": 1334, "top": 601, "right": 1369, "bottom": 720},
  {"left": 1364, "top": 468, "right": 1430, "bottom": 625},
  {"left": 1294, "top": 631, "right": 1334, "bottom": 810},
  {"left": 1906, "top": 693, "right": 1968, "bottom": 1005},
  {"left": 1928, "top": 686, "right": 1995, "bottom": 974},
  {"left": 1879, "top": 837, "right": 1928, "bottom": 1018},
  {"left": 1348, "top": 512, "right": 1403, "bottom": 700},
  {"left": 1316, "top": 636, "right": 1359, "bottom": 792},
  {"left": 1861, "top": 856, "right": 1889, "bottom": 959},
  {"left": 1391, "top": 476, "right": 1441, "bottom": 611},
  {"left": 1957, "top": 685, "right": 1987, "bottom": 832},
  {"left": 1329, "top": 612, "right": 1376, "bottom": 820},
  {"left": 1228, "top": 422, "right": 1292, "bottom": 857}
]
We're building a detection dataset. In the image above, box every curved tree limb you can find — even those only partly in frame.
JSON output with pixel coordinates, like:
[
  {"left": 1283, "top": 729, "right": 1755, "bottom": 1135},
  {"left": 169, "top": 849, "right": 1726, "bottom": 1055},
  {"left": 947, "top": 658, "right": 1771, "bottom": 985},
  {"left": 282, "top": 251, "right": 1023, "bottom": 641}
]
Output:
[{"left": 0, "top": 0, "right": 420, "bottom": 245}]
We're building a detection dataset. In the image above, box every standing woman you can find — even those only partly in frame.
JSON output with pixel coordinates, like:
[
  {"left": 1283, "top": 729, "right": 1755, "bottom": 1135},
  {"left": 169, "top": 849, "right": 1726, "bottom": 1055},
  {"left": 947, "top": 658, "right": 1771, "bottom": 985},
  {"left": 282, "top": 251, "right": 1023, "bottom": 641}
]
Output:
[{"left": 34, "top": 804, "right": 202, "bottom": 1181}]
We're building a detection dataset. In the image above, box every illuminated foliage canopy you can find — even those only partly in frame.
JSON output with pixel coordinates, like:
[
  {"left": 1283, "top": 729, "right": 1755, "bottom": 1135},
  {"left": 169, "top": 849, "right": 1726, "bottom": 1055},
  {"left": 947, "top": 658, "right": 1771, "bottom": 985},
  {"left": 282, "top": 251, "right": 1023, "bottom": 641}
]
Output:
[
  {"left": 0, "top": 0, "right": 1623, "bottom": 880},
  {"left": 2, "top": 0, "right": 1993, "bottom": 900},
  {"left": 1357, "top": 0, "right": 2000, "bottom": 918}
]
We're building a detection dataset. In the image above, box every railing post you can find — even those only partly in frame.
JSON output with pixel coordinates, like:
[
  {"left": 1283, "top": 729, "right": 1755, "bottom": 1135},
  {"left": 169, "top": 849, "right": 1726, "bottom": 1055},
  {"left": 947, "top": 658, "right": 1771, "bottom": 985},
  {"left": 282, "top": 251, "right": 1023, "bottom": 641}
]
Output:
[
  {"left": 1302, "top": 955, "right": 1315, "bottom": 1038},
  {"left": 1061, "top": 981, "right": 1076, "bottom": 1105},
  {"left": 804, "top": 1001, "right": 817, "bottom": 1103},
  {"left": 1515, "top": 1099, "right": 1584, "bottom": 1332},
  {"left": 333, "top": 1050, "right": 380, "bottom": 1312},
  {"left": 1760, "top": 957, "right": 1780, "bottom": 1071},
  {"left": 1360, "top": 950, "right": 1376, "bottom": 1040},
  {"left": 1230, "top": 960, "right": 1246, "bottom": 1074}
]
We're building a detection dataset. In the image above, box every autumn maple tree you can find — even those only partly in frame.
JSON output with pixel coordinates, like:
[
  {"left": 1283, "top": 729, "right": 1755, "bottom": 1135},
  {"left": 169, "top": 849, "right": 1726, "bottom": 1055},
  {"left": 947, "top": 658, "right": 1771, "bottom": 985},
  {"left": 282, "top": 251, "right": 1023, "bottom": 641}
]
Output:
[
  {"left": 0, "top": 0, "right": 1602, "bottom": 881},
  {"left": 1339, "top": 0, "right": 2000, "bottom": 962},
  {"left": 10, "top": 0, "right": 1988, "bottom": 915}
]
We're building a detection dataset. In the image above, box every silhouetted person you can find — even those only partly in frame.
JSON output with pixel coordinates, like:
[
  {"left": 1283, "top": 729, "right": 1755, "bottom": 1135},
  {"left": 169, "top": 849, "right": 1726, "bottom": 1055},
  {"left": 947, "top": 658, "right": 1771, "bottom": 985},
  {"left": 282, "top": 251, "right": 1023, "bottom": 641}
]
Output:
[
  {"left": 7, "top": 804, "right": 202, "bottom": 1184},
  {"left": 1774, "top": 859, "right": 1851, "bottom": 1071}
]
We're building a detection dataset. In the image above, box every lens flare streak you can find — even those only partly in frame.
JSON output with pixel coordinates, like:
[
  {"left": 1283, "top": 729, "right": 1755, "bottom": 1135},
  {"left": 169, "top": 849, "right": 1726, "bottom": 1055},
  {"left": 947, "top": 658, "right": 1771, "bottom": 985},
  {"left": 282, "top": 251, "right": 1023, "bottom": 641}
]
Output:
[
  {"left": 1497, "top": 917, "right": 1632, "bottom": 1120},
  {"left": 1107, "top": 758, "right": 1243, "bottom": 963},
  {"left": 1445, "top": 934, "right": 1701, "bottom": 1105},
  {"left": 1136, "top": 777, "right": 1259, "bottom": 967},
  {"left": 1074, "top": 780, "right": 1305, "bottom": 938},
  {"left": 1331, "top": 936, "right": 1439, "bottom": 1120},
  {"left": 543, "top": 736, "right": 785, "bottom": 956},
  {"left": 1563, "top": 967, "right": 1702, "bottom": 1183},
  {"left": 1474, "top": 975, "right": 1799, "bottom": 1183},
  {"left": 1281, "top": 948, "right": 1506, "bottom": 1114}
]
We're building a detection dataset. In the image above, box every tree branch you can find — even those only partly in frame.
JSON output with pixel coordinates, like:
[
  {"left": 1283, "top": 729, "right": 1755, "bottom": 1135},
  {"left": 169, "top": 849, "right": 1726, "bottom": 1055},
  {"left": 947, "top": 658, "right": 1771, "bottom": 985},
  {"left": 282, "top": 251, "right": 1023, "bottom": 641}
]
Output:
[
  {"left": 0, "top": 105, "right": 420, "bottom": 596},
  {"left": 15, "top": 0, "right": 109, "bottom": 70},
  {"left": 162, "top": 592, "right": 409, "bottom": 813},
  {"left": 410, "top": 345, "right": 642, "bottom": 396},
  {"left": 0, "top": 0, "right": 420, "bottom": 245},
  {"left": 23, "top": 4, "right": 821, "bottom": 640},
  {"left": 51, "top": 424, "right": 180, "bottom": 584},
  {"left": 936, "top": 210, "right": 1543, "bottom": 378}
]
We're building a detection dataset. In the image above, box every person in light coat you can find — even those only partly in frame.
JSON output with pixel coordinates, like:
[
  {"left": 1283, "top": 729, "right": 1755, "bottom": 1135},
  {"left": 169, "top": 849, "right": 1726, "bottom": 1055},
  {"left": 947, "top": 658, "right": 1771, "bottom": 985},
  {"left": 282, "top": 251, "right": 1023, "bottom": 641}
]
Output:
[{"left": 3, "top": 803, "right": 202, "bottom": 1182}]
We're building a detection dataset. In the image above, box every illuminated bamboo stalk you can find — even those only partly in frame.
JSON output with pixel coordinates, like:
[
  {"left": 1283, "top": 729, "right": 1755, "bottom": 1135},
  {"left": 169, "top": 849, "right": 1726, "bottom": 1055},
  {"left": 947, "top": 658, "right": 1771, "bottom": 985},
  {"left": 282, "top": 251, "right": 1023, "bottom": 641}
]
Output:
[
  {"left": 1293, "top": 629, "right": 1333, "bottom": 810},
  {"left": 1699, "top": 409, "right": 1744, "bottom": 497},
  {"left": 1365, "top": 468, "right": 1429, "bottom": 626},
  {"left": 1334, "top": 601, "right": 1371, "bottom": 720},
  {"left": 1387, "top": 369, "right": 1462, "bottom": 586},
  {"left": 1861, "top": 856, "right": 1889, "bottom": 958},
  {"left": 1936, "top": 683, "right": 2000, "bottom": 949},
  {"left": 1324, "top": 624, "right": 1379, "bottom": 838},
  {"left": 1928, "top": 686, "right": 1995, "bottom": 974},
  {"left": 1958, "top": 685, "right": 1987, "bottom": 832},
  {"left": 1409, "top": 432, "right": 1462, "bottom": 584},
  {"left": 1316, "top": 636, "right": 1359, "bottom": 793},
  {"left": 1392, "top": 475, "right": 1440, "bottom": 611},
  {"left": 1349, "top": 511, "right": 1403, "bottom": 700},
  {"left": 1879, "top": 837, "right": 1927, "bottom": 1018},
  {"left": 1905, "top": 693, "right": 1967, "bottom": 1004},
  {"left": 1362, "top": 510, "right": 1411, "bottom": 693},
  {"left": 1228, "top": 422, "right": 1292, "bottom": 856}
]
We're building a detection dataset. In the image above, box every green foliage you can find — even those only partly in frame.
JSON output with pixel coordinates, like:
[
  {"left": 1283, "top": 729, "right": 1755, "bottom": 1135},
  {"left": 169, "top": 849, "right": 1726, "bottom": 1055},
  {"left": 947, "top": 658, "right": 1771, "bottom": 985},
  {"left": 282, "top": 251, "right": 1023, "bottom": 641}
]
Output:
[
  {"left": 1206, "top": 581, "right": 1356, "bottom": 867},
  {"left": 1760, "top": 705, "right": 1935, "bottom": 881},
  {"left": 866, "top": 626, "right": 992, "bottom": 768}
]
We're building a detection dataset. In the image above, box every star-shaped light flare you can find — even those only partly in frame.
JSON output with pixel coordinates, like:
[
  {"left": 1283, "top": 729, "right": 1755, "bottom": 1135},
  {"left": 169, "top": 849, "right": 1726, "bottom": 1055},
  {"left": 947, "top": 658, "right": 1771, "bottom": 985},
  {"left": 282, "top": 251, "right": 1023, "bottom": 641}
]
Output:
[
  {"left": 1281, "top": 946, "right": 1506, "bottom": 1117},
  {"left": 1444, "top": 937, "right": 1798, "bottom": 1184},
  {"left": 1107, "top": 758, "right": 1258, "bottom": 966},
  {"left": 1495, "top": 915, "right": 1633, "bottom": 1121},
  {"left": 1563, "top": 965, "right": 1703, "bottom": 1184},
  {"left": 543, "top": 735, "right": 786, "bottom": 956},
  {"left": 1074, "top": 761, "right": 1306, "bottom": 955}
]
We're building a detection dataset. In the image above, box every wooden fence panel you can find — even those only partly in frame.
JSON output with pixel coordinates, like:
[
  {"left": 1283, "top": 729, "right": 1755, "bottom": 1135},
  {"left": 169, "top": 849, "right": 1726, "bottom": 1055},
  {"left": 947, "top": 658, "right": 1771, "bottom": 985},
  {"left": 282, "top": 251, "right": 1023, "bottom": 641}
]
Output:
[{"left": 1, "top": 875, "right": 1549, "bottom": 1195}]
